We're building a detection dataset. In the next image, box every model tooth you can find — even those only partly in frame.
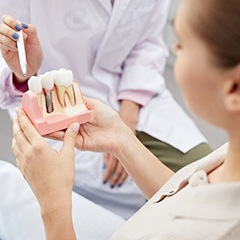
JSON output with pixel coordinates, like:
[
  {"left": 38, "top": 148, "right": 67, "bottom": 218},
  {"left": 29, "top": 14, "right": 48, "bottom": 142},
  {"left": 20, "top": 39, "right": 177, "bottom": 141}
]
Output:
[
  {"left": 55, "top": 86, "right": 66, "bottom": 107},
  {"left": 66, "top": 85, "right": 75, "bottom": 105},
  {"left": 39, "top": 72, "right": 54, "bottom": 90},
  {"left": 28, "top": 76, "right": 42, "bottom": 93},
  {"left": 54, "top": 69, "right": 75, "bottom": 107},
  {"left": 50, "top": 69, "right": 58, "bottom": 77},
  {"left": 54, "top": 68, "right": 73, "bottom": 87},
  {"left": 48, "top": 70, "right": 58, "bottom": 83},
  {"left": 27, "top": 76, "right": 43, "bottom": 108},
  {"left": 55, "top": 85, "right": 76, "bottom": 107},
  {"left": 39, "top": 72, "right": 54, "bottom": 113}
]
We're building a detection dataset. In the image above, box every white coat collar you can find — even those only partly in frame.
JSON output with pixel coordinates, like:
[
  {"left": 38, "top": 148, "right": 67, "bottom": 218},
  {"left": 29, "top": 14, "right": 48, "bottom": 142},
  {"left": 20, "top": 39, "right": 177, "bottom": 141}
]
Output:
[
  {"left": 93, "top": 0, "right": 133, "bottom": 72},
  {"left": 97, "top": 0, "right": 132, "bottom": 18},
  {"left": 97, "top": 0, "right": 112, "bottom": 15}
]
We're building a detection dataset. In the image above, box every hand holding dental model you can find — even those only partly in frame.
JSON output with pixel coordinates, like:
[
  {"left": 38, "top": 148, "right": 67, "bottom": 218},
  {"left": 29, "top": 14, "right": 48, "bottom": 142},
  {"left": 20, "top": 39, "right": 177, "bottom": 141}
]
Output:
[{"left": 22, "top": 68, "right": 93, "bottom": 135}]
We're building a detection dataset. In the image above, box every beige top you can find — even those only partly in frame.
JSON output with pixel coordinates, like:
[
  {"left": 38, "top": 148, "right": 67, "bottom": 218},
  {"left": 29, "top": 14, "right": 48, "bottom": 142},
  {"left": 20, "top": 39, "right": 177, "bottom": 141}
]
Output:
[{"left": 111, "top": 143, "right": 240, "bottom": 239}]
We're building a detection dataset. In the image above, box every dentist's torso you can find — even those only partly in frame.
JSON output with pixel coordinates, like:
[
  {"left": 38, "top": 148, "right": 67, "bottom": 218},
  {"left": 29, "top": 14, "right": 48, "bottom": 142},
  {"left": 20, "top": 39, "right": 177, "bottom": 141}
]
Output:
[{"left": 1, "top": 0, "right": 207, "bottom": 152}]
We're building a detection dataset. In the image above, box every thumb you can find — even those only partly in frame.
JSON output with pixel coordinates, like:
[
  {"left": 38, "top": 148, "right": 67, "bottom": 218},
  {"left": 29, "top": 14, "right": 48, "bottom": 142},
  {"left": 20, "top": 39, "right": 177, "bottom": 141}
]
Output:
[{"left": 61, "top": 123, "right": 79, "bottom": 157}]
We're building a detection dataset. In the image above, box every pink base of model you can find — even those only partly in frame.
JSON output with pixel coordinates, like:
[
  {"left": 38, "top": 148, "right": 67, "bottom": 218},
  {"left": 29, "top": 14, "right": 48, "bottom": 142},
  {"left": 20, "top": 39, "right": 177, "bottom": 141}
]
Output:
[{"left": 22, "top": 82, "right": 93, "bottom": 135}]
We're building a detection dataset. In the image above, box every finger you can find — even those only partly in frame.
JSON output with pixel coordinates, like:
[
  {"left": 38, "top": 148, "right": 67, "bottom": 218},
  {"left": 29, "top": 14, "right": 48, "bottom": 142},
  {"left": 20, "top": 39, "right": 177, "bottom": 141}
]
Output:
[
  {"left": 1, "top": 16, "right": 39, "bottom": 51},
  {"left": 12, "top": 137, "right": 26, "bottom": 172},
  {"left": 15, "top": 158, "right": 23, "bottom": 173},
  {"left": 0, "top": 29, "right": 19, "bottom": 51},
  {"left": 47, "top": 131, "right": 65, "bottom": 141},
  {"left": 15, "top": 157, "right": 26, "bottom": 179},
  {"left": 82, "top": 96, "right": 102, "bottom": 114},
  {"left": 12, "top": 117, "right": 30, "bottom": 154},
  {"left": 12, "top": 137, "right": 22, "bottom": 161},
  {"left": 103, "top": 154, "right": 118, "bottom": 184},
  {"left": 103, "top": 152, "right": 110, "bottom": 168},
  {"left": 116, "top": 169, "right": 128, "bottom": 187},
  {"left": 110, "top": 162, "right": 126, "bottom": 188},
  {"left": 82, "top": 96, "right": 94, "bottom": 109},
  {"left": 0, "top": 21, "right": 20, "bottom": 38},
  {"left": 21, "top": 24, "right": 41, "bottom": 46},
  {"left": 17, "top": 108, "right": 42, "bottom": 144},
  {"left": 61, "top": 123, "right": 79, "bottom": 158},
  {"left": 1, "top": 15, "right": 22, "bottom": 50},
  {"left": 2, "top": 14, "right": 22, "bottom": 32},
  {"left": 0, "top": 43, "right": 17, "bottom": 53}
]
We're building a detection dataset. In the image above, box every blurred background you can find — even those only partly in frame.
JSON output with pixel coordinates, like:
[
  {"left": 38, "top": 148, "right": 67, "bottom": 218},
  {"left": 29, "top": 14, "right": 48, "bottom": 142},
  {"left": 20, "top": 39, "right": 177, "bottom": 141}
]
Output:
[{"left": 0, "top": 0, "right": 228, "bottom": 165}]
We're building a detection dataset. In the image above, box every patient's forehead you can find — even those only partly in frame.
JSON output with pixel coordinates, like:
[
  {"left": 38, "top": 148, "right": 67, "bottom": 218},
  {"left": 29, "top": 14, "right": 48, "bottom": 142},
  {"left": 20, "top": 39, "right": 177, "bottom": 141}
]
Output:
[{"left": 173, "top": 0, "right": 197, "bottom": 38}]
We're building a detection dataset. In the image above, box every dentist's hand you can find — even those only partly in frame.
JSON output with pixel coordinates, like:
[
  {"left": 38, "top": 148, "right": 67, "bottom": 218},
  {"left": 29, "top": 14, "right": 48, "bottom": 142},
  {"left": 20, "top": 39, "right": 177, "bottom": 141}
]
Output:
[
  {"left": 0, "top": 14, "right": 43, "bottom": 83},
  {"left": 103, "top": 100, "right": 140, "bottom": 188}
]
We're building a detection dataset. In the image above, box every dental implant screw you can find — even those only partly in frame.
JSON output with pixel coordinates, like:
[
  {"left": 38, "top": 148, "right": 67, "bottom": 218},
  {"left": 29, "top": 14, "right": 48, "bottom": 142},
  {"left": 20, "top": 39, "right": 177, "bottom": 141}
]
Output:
[{"left": 44, "top": 90, "right": 54, "bottom": 113}]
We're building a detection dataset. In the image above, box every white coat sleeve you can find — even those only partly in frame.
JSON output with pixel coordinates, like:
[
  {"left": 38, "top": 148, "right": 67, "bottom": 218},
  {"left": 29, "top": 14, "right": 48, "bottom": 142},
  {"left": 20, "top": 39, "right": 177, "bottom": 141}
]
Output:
[{"left": 118, "top": 0, "right": 171, "bottom": 105}]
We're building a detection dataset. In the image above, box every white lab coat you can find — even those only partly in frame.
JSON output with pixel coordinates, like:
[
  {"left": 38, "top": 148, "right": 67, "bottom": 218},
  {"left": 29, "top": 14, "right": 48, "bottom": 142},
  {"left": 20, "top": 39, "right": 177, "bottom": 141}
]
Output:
[
  {"left": 0, "top": 0, "right": 207, "bottom": 152},
  {"left": 0, "top": 0, "right": 206, "bottom": 219}
]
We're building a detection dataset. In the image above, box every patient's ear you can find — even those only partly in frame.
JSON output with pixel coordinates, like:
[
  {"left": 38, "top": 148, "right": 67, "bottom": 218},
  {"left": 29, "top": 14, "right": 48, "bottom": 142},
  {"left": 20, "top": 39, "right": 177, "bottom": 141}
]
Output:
[{"left": 224, "top": 64, "right": 240, "bottom": 112}]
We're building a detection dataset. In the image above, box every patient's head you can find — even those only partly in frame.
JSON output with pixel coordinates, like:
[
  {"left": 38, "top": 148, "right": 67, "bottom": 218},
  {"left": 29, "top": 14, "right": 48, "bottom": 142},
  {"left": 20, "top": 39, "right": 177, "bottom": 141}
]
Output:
[
  {"left": 188, "top": 0, "right": 240, "bottom": 69},
  {"left": 172, "top": 0, "right": 240, "bottom": 129}
]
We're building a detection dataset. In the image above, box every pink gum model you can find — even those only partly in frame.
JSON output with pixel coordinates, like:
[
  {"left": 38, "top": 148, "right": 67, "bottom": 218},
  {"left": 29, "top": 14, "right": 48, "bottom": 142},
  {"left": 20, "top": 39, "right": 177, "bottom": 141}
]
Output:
[{"left": 22, "top": 81, "right": 93, "bottom": 135}]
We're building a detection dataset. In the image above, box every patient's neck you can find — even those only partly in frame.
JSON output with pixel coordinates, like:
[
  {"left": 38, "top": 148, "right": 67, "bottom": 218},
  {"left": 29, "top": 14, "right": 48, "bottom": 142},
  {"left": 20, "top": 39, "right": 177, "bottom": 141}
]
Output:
[{"left": 208, "top": 139, "right": 240, "bottom": 183}]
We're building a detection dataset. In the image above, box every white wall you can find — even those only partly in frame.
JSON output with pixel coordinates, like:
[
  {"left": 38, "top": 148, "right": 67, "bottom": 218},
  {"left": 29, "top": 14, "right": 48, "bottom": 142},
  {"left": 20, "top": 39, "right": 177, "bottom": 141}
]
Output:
[{"left": 0, "top": 109, "right": 15, "bottom": 164}]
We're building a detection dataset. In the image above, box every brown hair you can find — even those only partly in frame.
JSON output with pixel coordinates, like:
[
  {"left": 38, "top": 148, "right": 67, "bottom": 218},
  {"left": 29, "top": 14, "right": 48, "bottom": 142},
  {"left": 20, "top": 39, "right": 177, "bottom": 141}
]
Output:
[{"left": 190, "top": 0, "right": 240, "bottom": 68}]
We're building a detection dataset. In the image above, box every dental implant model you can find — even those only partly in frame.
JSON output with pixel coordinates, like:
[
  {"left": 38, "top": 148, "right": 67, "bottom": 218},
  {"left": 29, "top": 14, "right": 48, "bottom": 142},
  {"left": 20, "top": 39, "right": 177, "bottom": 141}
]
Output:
[
  {"left": 22, "top": 68, "right": 93, "bottom": 135},
  {"left": 27, "top": 76, "right": 42, "bottom": 104},
  {"left": 40, "top": 72, "right": 54, "bottom": 113},
  {"left": 54, "top": 68, "right": 75, "bottom": 107}
]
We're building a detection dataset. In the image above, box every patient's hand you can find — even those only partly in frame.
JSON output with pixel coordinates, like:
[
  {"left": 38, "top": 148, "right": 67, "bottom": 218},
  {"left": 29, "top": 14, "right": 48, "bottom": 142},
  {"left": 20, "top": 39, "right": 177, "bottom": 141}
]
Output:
[{"left": 12, "top": 108, "right": 79, "bottom": 214}]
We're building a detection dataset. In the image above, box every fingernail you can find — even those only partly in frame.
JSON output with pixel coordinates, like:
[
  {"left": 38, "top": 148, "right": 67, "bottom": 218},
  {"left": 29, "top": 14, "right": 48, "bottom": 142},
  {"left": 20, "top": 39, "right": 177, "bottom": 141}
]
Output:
[
  {"left": 1, "top": 15, "right": 6, "bottom": 21},
  {"left": 103, "top": 181, "right": 107, "bottom": 184},
  {"left": 111, "top": 185, "right": 115, "bottom": 189},
  {"left": 118, "top": 183, "right": 122, "bottom": 188},
  {"left": 102, "top": 163, "right": 106, "bottom": 169},
  {"left": 12, "top": 33, "right": 19, "bottom": 39},
  {"left": 21, "top": 23, "right": 28, "bottom": 29},
  {"left": 15, "top": 24, "right": 22, "bottom": 31},
  {"left": 72, "top": 123, "right": 79, "bottom": 133}
]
